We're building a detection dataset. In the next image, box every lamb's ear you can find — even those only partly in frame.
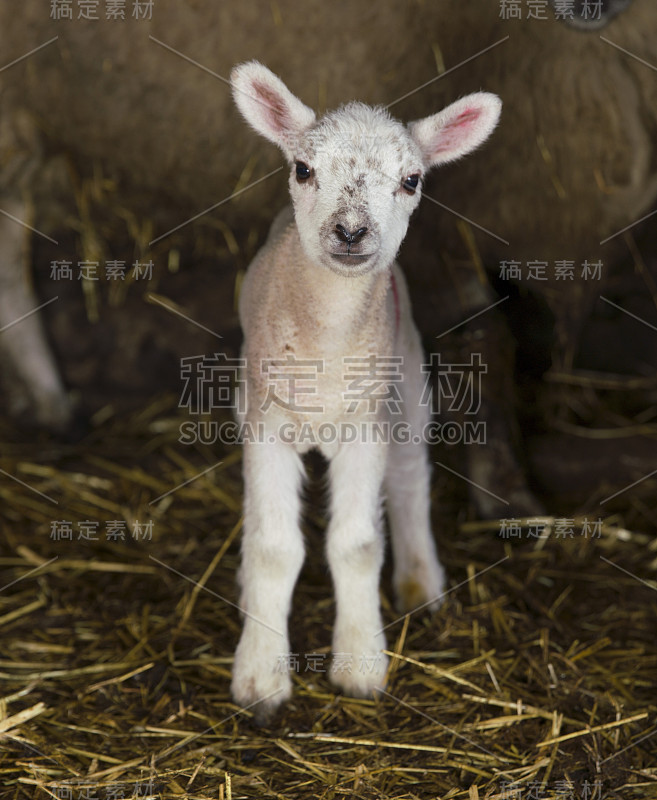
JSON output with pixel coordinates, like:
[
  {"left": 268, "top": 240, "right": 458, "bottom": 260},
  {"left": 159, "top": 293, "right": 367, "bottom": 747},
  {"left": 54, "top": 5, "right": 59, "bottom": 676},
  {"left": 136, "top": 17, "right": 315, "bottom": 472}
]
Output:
[
  {"left": 408, "top": 92, "right": 501, "bottom": 169},
  {"left": 230, "top": 60, "right": 316, "bottom": 158}
]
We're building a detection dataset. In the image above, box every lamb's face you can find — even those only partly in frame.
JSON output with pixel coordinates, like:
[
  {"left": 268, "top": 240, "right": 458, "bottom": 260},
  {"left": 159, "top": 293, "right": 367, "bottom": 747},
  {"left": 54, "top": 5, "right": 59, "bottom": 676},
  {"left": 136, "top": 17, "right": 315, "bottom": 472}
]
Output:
[
  {"left": 290, "top": 104, "right": 424, "bottom": 277},
  {"left": 231, "top": 62, "right": 501, "bottom": 275}
]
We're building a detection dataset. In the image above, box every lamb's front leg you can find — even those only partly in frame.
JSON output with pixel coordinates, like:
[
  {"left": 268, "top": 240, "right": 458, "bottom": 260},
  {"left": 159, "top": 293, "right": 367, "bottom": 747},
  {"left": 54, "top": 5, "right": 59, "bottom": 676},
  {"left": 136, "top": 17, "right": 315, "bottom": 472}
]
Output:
[
  {"left": 326, "top": 438, "right": 389, "bottom": 697},
  {"left": 231, "top": 437, "right": 305, "bottom": 723}
]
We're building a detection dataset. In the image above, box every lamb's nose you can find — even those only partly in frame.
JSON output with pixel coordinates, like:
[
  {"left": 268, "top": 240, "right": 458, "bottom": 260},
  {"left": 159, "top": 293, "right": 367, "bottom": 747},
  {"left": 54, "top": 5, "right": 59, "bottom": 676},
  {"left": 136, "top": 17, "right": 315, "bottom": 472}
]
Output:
[{"left": 335, "top": 224, "right": 368, "bottom": 244}]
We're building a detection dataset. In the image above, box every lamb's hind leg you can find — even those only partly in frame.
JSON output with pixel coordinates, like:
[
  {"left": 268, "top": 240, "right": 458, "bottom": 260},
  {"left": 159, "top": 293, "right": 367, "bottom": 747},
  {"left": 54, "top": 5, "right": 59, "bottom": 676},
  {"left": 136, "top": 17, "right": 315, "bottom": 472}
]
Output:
[{"left": 385, "top": 313, "right": 445, "bottom": 613}]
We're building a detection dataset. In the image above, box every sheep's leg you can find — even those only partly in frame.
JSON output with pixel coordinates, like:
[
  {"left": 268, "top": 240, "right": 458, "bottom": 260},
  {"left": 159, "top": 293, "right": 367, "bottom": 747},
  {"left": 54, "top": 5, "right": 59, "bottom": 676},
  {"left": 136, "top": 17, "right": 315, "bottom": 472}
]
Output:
[
  {"left": 327, "top": 438, "right": 389, "bottom": 697},
  {"left": 231, "top": 437, "right": 305, "bottom": 723},
  {"left": 0, "top": 198, "right": 72, "bottom": 431},
  {"left": 385, "top": 320, "right": 445, "bottom": 613},
  {"left": 458, "top": 310, "right": 543, "bottom": 518}
]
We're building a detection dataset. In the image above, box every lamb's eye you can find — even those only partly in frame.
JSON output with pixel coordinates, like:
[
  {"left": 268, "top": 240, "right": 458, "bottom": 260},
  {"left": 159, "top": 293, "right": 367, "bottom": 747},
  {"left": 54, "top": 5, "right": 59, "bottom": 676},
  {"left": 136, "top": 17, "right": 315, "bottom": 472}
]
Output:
[
  {"left": 295, "top": 161, "right": 311, "bottom": 181},
  {"left": 402, "top": 174, "right": 420, "bottom": 194}
]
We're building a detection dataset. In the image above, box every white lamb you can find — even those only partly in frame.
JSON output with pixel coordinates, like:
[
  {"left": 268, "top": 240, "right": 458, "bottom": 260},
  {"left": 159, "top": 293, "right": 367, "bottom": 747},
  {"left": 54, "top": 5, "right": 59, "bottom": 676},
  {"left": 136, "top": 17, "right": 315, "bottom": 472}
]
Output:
[{"left": 229, "top": 61, "right": 500, "bottom": 722}]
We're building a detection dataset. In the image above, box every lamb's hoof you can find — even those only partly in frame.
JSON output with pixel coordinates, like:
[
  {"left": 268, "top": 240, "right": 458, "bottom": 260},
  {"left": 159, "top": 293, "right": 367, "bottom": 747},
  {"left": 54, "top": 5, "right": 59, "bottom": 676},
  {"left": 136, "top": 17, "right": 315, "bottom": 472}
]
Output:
[
  {"left": 329, "top": 629, "right": 389, "bottom": 698},
  {"left": 231, "top": 635, "right": 292, "bottom": 723},
  {"left": 231, "top": 670, "right": 291, "bottom": 725},
  {"left": 250, "top": 695, "right": 287, "bottom": 728},
  {"left": 394, "top": 558, "right": 446, "bottom": 614},
  {"left": 330, "top": 651, "right": 389, "bottom": 698}
]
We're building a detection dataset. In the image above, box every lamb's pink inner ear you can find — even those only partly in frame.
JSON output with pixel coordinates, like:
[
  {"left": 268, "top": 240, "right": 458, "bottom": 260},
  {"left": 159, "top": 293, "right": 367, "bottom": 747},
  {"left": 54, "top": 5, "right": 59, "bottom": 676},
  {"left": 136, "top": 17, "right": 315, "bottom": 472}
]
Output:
[
  {"left": 432, "top": 107, "right": 484, "bottom": 157},
  {"left": 411, "top": 92, "right": 501, "bottom": 168},
  {"left": 251, "top": 80, "right": 292, "bottom": 138},
  {"left": 232, "top": 61, "right": 316, "bottom": 156}
]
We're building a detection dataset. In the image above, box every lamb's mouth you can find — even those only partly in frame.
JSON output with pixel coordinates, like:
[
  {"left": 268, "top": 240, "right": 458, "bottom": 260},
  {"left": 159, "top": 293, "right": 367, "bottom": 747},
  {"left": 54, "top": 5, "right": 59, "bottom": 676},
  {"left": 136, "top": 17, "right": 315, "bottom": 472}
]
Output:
[{"left": 329, "top": 253, "right": 375, "bottom": 268}]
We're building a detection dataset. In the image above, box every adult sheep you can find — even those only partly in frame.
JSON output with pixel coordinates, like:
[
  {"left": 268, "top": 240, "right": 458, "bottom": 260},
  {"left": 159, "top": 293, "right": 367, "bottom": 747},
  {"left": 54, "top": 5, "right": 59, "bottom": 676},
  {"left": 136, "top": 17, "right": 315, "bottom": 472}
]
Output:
[{"left": 0, "top": 0, "right": 654, "bottom": 514}]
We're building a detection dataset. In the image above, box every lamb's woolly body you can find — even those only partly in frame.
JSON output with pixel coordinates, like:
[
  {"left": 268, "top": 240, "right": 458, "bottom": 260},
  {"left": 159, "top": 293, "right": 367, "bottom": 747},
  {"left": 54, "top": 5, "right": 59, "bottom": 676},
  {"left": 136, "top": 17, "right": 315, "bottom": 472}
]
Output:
[{"left": 239, "top": 209, "right": 397, "bottom": 453}]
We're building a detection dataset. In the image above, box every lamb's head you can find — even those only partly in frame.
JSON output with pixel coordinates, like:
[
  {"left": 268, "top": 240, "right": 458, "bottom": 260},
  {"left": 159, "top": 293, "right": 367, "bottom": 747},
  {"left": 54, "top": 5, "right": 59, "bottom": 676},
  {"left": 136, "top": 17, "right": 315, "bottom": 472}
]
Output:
[{"left": 231, "top": 61, "right": 501, "bottom": 277}]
